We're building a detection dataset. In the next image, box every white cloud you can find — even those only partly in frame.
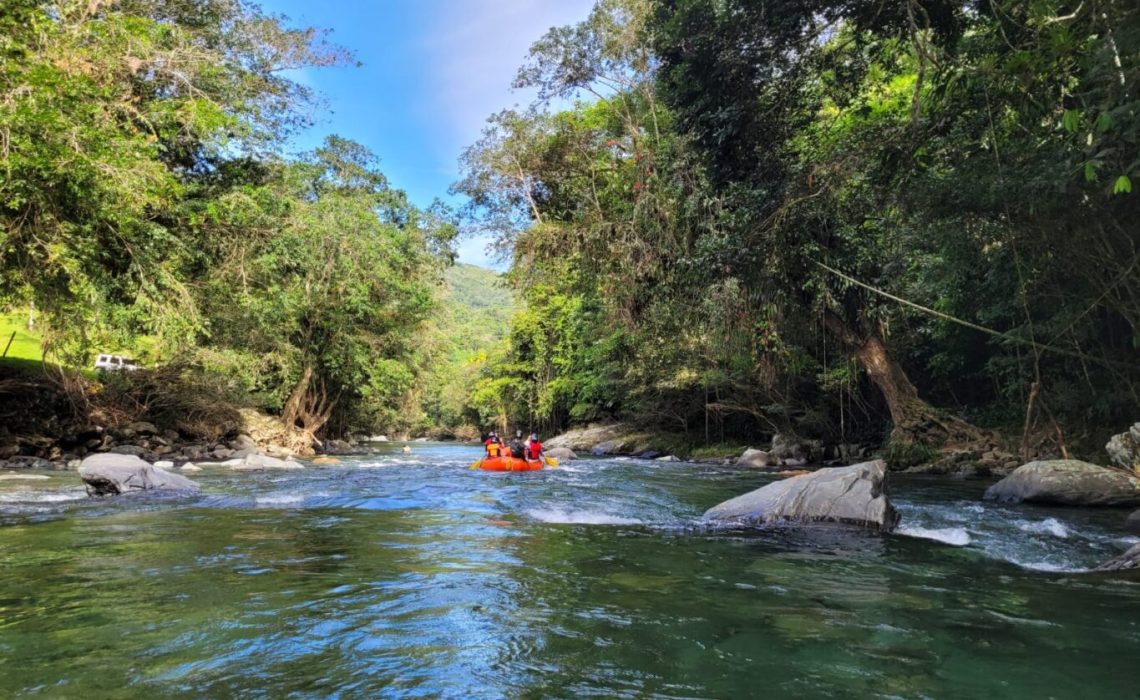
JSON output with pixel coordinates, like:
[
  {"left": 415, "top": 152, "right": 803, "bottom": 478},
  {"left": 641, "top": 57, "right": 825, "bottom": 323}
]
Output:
[
  {"left": 419, "top": 0, "right": 595, "bottom": 269},
  {"left": 419, "top": 0, "right": 595, "bottom": 159}
]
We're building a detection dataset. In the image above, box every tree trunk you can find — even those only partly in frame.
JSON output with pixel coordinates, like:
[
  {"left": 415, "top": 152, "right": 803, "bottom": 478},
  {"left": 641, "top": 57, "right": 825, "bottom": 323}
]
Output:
[
  {"left": 282, "top": 364, "right": 313, "bottom": 431},
  {"left": 282, "top": 363, "right": 338, "bottom": 451},
  {"left": 824, "top": 311, "right": 985, "bottom": 447}
]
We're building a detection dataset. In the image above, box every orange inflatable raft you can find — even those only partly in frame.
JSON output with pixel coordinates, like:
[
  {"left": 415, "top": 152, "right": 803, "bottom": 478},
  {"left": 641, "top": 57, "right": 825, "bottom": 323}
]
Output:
[{"left": 478, "top": 456, "right": 544, "bottom": 472}]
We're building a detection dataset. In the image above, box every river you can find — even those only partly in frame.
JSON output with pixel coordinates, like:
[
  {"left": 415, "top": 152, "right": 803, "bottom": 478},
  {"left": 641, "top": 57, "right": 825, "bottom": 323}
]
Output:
[{"left": 1, "top": 443, "right": 1138, "bottom": 698}]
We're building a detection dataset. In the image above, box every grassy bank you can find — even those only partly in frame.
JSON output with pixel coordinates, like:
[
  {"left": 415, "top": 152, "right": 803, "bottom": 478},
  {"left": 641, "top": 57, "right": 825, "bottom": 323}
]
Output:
[{"left": 0, "top": 314, "right": 42, "bottom": 362}]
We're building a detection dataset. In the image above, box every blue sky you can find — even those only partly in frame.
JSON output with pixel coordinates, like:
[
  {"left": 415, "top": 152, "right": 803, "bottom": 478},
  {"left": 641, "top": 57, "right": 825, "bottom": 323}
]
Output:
[{"left": 260, "top": 0, "right": 595, "bottom": 268}]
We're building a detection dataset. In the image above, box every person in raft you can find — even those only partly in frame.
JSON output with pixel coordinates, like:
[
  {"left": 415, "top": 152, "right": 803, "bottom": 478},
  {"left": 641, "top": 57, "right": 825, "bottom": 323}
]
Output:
[
  {"left": 508, "top": 430, "right": 526, "bottom": 459},
  {"left": 485, "top": 432, "right": 504, "bottom": 458},
  {"left": 525, "top": 433, "right": 545, "bottom": 463}
]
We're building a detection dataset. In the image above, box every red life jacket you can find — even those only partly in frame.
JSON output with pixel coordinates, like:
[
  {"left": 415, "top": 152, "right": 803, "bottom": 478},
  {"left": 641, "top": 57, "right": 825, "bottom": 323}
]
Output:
[{"left": 526, "top": 441, "right": 543, "bottom": 460}]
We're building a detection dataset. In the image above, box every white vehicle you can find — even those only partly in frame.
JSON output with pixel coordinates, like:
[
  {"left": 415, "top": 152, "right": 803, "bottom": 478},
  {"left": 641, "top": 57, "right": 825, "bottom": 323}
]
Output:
[{"left": 93, "top": 354, "right": 140, "bottom": 372}]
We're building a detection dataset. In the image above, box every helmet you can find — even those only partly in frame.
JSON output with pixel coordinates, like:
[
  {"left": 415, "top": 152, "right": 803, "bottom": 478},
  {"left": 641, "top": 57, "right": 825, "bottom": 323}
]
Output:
[
  {"left": 516, "top": 430, "right": 522, "bottom": 438},
  {"left": 530, "top": 433, "right": 538, "bottom": 441}
]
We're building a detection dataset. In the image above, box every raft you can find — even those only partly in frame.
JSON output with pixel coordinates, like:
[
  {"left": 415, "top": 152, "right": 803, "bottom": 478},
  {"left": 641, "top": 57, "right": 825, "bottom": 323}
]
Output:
[{"left": 479, "top": 456, "right": 544, "bottom": 472}]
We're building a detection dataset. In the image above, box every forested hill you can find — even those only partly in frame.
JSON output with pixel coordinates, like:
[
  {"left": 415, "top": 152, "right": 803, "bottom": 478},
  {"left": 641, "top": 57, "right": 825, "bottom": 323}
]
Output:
[
  {"left": 442, "top": 264, "right": 515, "bottom": 356},
  {"left": 418, "top": 264, "right": 517, "bottom": 436}
]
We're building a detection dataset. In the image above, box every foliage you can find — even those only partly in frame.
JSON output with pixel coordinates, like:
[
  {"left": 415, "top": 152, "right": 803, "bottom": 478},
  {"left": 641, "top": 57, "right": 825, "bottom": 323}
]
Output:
[
  {"left": 0, "top": 2, "right": 453, "bottom": 439},
  {"left": 456, "top": 0, "right": 1140, "bottom": 455}
]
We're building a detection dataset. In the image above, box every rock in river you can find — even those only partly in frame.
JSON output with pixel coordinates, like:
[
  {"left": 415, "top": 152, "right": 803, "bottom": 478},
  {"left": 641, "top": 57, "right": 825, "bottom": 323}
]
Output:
[
  {"left": 229, "top": 453, "right": 304, "bottom": 471},
  {"left": 79, "top": 454, "right": 200, "bottom": 497},
  {"left": 1106, "top": 423, "right": 1140, "bottom": 473},
  {"left": 983, "top": 460, "right": 1140, "bottom": 507},
  {"left": 704, "top": 460, "right": 898, "bottom": 532},
  {"left": 1094, "top": 543, "right": 1140, "bottom": 572},
  {"left": 545, "top": 447, "right": 578, "bottom": 461},
  {"left": 736, "top": 448, "right": 772, "bottom": 468}
]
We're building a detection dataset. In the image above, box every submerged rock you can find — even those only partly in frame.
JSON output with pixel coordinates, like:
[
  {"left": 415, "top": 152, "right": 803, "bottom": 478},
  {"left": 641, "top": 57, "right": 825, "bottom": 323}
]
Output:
[
  {"left": 545, "top": 447, "right": 578, "bottom": 461},
  {"left": 737, "top": 448, "right": 772, "bottom": 469},
  {"left": 704, "top": 460, "right": 898, "bottom": 532},
  {"left": 313, "top": 456, "right": 341, "bottom": 465},
  {"left": 79, "top": 454, "right": 200, "bottom": 497},
  {"left": 983, "top": 460, "right": 1140, "bottom": 507},
  {"left": 230, "top": 454, "right": 304, "bottom": 471},
  {"left": 1094, "top": 543, "right": 1140, "bottom": 572}
]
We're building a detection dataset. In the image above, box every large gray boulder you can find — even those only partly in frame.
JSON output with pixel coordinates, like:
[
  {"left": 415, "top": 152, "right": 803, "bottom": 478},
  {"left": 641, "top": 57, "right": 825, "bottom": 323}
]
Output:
[
  {"left": 737, "top": 448, "right": 772, "bottom": 468},
  {"left": 983, "top": 460, "right": 1140, "bottom": 507},
  {"left": 79, "top": 454, "right": 200, "bottom": 497},
  {"left": 545, "top": 447, "right": 578, "bottom": 461},
  {"left": 704, "top": 460, "right": 898, "bottom": 532},
  {"left": 1094, "top": 543, "right": 1140, "bottom": 572},
  {"left": 1106, "top": 423, "right": 1140, "bottom": 473}
]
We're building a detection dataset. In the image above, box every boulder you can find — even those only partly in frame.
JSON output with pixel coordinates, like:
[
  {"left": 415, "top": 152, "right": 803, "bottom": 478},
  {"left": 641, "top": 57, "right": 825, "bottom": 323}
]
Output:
[
  {"left": 323, "top": 439, "right": 358, "bottom": 455},
  {"left": 229, "top": 434, "right": 258, "bottom": 452},
  {"left": 153, "top": 460, "right": 175, "bottom": 469},
  {"left": 704, "top": 460, "right": 898, "bottom": 532},
  {"left": 1106, "top": 423, "right": 1140, "bottom": 473},
  {"left": 766, "top": 435, "right": 820, "bottom": 462},
  {"left": 737, "top": 448, "right": 772, "bottom": 468},
  {"left": 983, "top": 460, "right": 1140, "bottom": 507},
  {"left": 313, "top": 456, "right": 341, "bottom": 465},
  {"left": 212, "top": 447, "right": 234, "bottom": 460},
  {"left": 1126, "top": 509, "right": 1140, "bottom": 532},
  {"left": 1094, "top": 543, "right": 1140, "bottom": 572},
  {"left": 0, "top": 444, "right": 20, "bottom": 460},
  {"left": 545, "top": 447, "right": 578, "bottom": 461},
  {"left": 637, "top": 450, "right": 663, "bottom": 460},
  {"left": 181, "top": 445, "right": 210, "bottom": 461},
  {"left": 230, "top": 453, "right": 304, "bottom": 471},
  {"left": 126, "top": 421, "right": 158, "bottom": 436},
  {"left": 546, "top": 424, "right": 649, "bottom": 453},
  {"left": 79, "top": 454, "right": 200, "bottom": 497},
  {"left": 264, "top": 444, "right": 293, "bottom": 459},
  {"left": 656, "top": 455, "right": 681, "bottom": 463},
  {"left": 181, "top": 464, "right": 203, "bottom": 473},
  {"left": 110, "top": 445, "right": 147, "bottom": 457}
]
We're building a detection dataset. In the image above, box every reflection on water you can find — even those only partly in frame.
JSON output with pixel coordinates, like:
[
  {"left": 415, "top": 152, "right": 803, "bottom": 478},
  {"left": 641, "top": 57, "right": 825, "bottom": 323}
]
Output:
[{"left": 1, "top": 444, "right": 1138, "bottom": 697}]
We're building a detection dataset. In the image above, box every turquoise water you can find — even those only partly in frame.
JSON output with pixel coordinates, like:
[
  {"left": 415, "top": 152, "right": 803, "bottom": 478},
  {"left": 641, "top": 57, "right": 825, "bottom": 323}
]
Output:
[{"left": 1, "top": 444, "right": 1138, "bottom": 698}]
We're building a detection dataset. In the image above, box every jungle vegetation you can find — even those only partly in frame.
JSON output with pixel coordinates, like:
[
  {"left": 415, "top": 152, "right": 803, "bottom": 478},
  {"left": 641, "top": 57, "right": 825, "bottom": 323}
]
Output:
[{"left": 456, "top": 0, "right": 1139, "bottom": 457}]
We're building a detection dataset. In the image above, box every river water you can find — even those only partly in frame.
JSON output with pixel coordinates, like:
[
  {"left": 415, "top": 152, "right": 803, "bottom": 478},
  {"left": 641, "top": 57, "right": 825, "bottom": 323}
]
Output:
[{"left": 1, "top": 444, "right": 1138, "bottom": 698}]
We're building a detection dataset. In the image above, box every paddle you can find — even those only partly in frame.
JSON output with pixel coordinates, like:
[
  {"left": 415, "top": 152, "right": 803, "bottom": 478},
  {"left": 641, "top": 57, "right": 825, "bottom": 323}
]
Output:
[
  {"left": 543, "top": 456, "right": 559, "bottom": 468},
  {"left": 469, "top": 459, "right": 483, "bottom": 470}
]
